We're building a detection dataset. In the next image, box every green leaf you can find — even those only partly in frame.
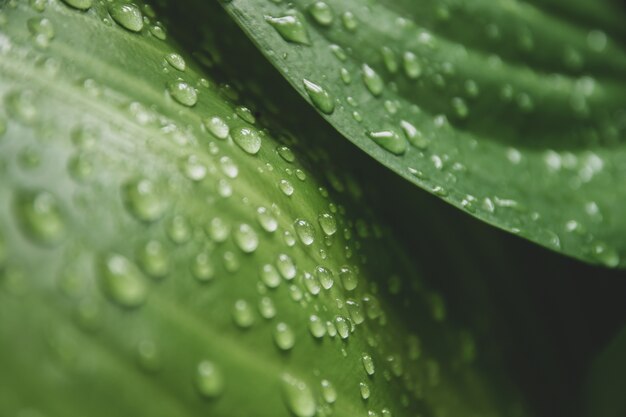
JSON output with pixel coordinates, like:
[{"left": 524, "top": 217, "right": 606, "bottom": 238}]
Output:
[
  {"left": 0, "top": 1, "right": 529, "bottom": 416},
  {"left": 216, "top": 0, "right": 626, "bottom": 267}
]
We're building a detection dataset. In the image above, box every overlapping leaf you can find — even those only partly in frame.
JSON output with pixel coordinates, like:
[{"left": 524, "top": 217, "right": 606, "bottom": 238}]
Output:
[
  {"left": 0, "top": 1, "right": 532, "bottom": 416},
  {"left": 216, "top": 0, "right": 626, "bottom": 267}
]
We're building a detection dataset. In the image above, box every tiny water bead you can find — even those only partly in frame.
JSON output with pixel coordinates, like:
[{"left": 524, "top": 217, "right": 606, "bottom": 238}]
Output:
[
  {"left": 138, "top": 240, "right": 169, "bottom": 279},
  {"left": 99, "top": 254, "right": 147, "bottom": 308},
  {"left": 276, "top": 253, "right": 297, "bottom": 280},
  {"left": 308, "top": 314, "right": 326, "bottom": 338},
  {"left": 136, "top": 340, "right": 160, "bottom": 372},
  {"left": 274, "top": 322, "right": 295, "bottom": 351},
  {"left": 233, "top": 299, "right": 255, "bottom": 328},
  {"left": 359, "top": 382, "right": 370, "bottom": 400},
  {"left": 402, "top": 51, "right": 421, "bottom": 79},
  {"left": 261, "top": 264, "right": 281, "bottom": 288},
  {"left": 294, "top": 218, "right": 315, "bottom": 246},
  {"left": 266, "top": 14, "right": 310, "bottom": 45},
  {"left": 15, "top": 190, "right": 66, "bottom": 245},
  {"left": 281, "top": 373, "right": 316, "bottom": 417},
  {"left": 362, "top": 353, "right": 375, "bottom": 375},
  {"left": 108, "top": 2, "right": 144, "bottom": 33},
  {"left": 204, "top": 116, "right": 229, "bottom": 140},
  {"left": 256, "top": 206, "right": 278, "bottom": 232},
  {"left": 258, "top": 296, "right": 276, "bottom": 319},
  {"left": 196, "top": 360, "right": 224, "bottom": 398},
  {"left": 368, "top": 130, "right": 407, "bottom": 155},
  {"left": 302, "top": 79, "right": 335, "bottom": 115},
  {"left": 232, "top": 127, "right": 262, "bottom": 155},
  {"left": 341, "top": 11, "right": 358, "bottom": 31},
  {"left": 219, "top": 156, "right": 239, "bottom": 178},
  {"left": 61, "top": 0, "right": 93, "bottom": 10},
  {"left": 339, "top": 265, "right": 358, "bottom": 291},
  {"left": 191, "top": 252, "right": 214, "bottom": 282},
  {"left": 308, "top": 2, "right": 333, "bottom": 26},
  {"left": 334, "top": 316, "right": 350, "bottom": 339},
  {"left": 315, "top": 266, "right": 334, "bottom": 289},
  {"left": 181, "top": 154, "right": 207, "bottom": 181},
  {"left": 362, "top": 64, "right": 384, "bottom": 97},
  {"left": 165, "top": 53, "right": 186, "bottom": 71},
  {"left": 277, "top": 146, "right": 295, "bottom": 162},
  {"left": 206, "top": 217, "right": 230, "bottom": 242},
  {"left": 168, "top": 80, "right": 197, "bottom": 107},
  {"left": 346, "top": 299, "right": 365, "bottom": 324},
  {"left": 233, "top": 223, "right": 259, "bottom": 253},
  {"left": 279, "top": 179, "right": 294, "bottom": 196},
  {"left": 318, "top": 212, "right": 337, "bottom": 236},
  {"left": 166, "top": 215, "right": 192, "bottom": 244},
  {"left": 320, "top": 379, "right": 337, "bottom": 404}
]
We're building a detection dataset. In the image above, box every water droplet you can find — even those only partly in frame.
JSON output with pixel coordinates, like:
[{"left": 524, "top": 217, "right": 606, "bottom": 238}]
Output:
[
  {"left": 308, "top": 314, "right": 326, "bottom": 338},
  {"left": 362, "top": 64, "right": 384, "bottom": 96},
  {"left": 167, "top": 215, "right": 191, "bottom": 244},
  {"left": 99, "top": 254, "right": 147, "bottom": 308},
  {"left": 274, "top": 322, "right": 295, "bottom": 351},
  {"left": 277, "top": 253, "right": 296, "bottom": 280},
  {"left": 591, "top": 242, "right": 619, "bottom": 267},
  {"left": 294, "top": 218, "right": 315, "bottom": 246},
  {"left": 206, "top": 217, "right": 230, "bottom": 242},
  {"left": 381, "top": 409, "right": 392, "bottom": 417},
  {"left": 223, "top": 251, "right": 239, "bottom": 273},
  {"left": 219, "top": 156, "right": 239, "bottom": 179},
  {"left": 362, "top": 353, "right": 375, "bottom": 375},
  {"left": 452, "top": 97, "right": 469, "bottom": 118},
  {"left": 335, "top": 316, "right": 350, "bottom": 339},
  {"left": 204, "top": 116, "right": 229, "bottom": 139},
  {"left": 108, "top": 2, "right": 144, "bottom": 32},
  {"left": 317, "top": 212, "right": 337, "bottom": 236},
  {"left": 320, "top": 379, "right": 336, "bottom": 403},
  {"left": 5, "top": 90, "right": 38, "bottom": 124},
  {"left": 232, "top": 127, "right": 262, "bottom": 155},
  {"left": 279, "top": 179, "right": 294, "bottom": 196},
  {"left": 266, "top": 14, "right": 310, "bottom": 45},
  {"left": 15, "top": 191, "right": 65, "bottom": 245},
  {"left": 233, "top": 223, "right": 259, "bottom": 253},
  {"left": 233, "top": 299, "right": 254, "bottom": 328},
  {"left": 400, "top": 120, "right": 427, "bottom": 149},
  {"left": 181, "top": 154, "right": 207, "bottom": 181},
  {"left": 346, "top": 299, "right": 364, "bottom": 324},
  {"left": 402, "top": 51, "right": 421, "bottom": 79},
  {"left": 261, "top": 264, "right": 281, "bottom": 288},
  {"left": 277, "top": 146, "right": 295, "bottom": 162},
  {"left": 136, "top": 340, "right": 160, "bottom": 372},
  {"left": 341, "top": 11, "right": 358, "bottom": 31},
  {"left": 165, "top": 53, "right": 186, "bottom": 71},
  {"left": 28, "top": 17, "right": 55, "bottom": 46},
  {"left": 191, "top": 252, "right": 214, "bottom": 282},
  {"left": 123, "top": 179, "right": 166, "bottom": 223},
  {"left": 281, "top": 374, "right": 316, "bottom": 417},
  {"left": 61, "top": 0, "right": 92, "bottom": 10},
  {"left": 138, "top": 240, "right": 169, "bottom": 279},
  {"left": 168, "top": 80, "right": 197, "bottom": 106},
  {"left": 587, "top": 30, "right": 607, "bottom": 52},
  {"left": 308, "top": 2, "right": 333, "bottom": 26},
  {"left": 368, "top": 130, "right": 407, "bottom": 155},
  {"left": 339, "top": 265, "right": 357, "bottom": 291},
  {"left": 256, "top": 206, "right": 278, "bottom": 232},
  {"left": 196, "top": 360, "right": 224, "bottom": 398},
  {"left": 381, "top": 46, "right": 398, "bottom": 73},
  {"left": 359, "top": 382, "right": 370, "bottom": 399},
  {"left": 302, "top": 79, "right": 335, "bottom": 115},
  {"left": 315, "top": 266, "right": 334, "bottom": 289},
  {"left": 303, "top": 272, "right": 321, "bottom": 295}
]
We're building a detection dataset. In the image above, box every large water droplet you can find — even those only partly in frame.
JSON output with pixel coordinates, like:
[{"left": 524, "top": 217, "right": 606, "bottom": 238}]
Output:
[
  {"left": 138, "top": 240, "right": 169, "bottom": 279},
  {"left": 281, "top": 373, "right": 316, "bottom": 417},
  {"left": 123, "top": 179, "right": 165, "bottom": 222},
  {"left": 279, "top": 179, "right": 295, "bottom": 196},
  {"left": 261, "top": 264, "right": 281, "bottom": 288},
  {"left": 309, "top": 314, "right": 326, "bottom": 338},
  {"left": 232, "top": 127, "right": 262, "bottom": 155},
  {"left": 168, "top": 80, "right": 197, "bottom": 107},
  {"left": 294, "top": 218, "right": 315, "bottom": 246},
  {"left": 61, "top": 0, "right": 92, "bottom": 10},
  {"left": 315, "top": 266, "right": 334, "bottom": 290},
  {"left": 196, "top": 360, "right": 224, "bottom": 398},
  {"left": 233, "top": 299, "right": 255, "bottom": 328},
  {"left": 108, "top": 2, "right": 144, "bottom": 32},
  {"left": 359, "top": 382, "right": 370, "bottom": 399},
  {"left": 257, "top": 206, "right": 278, "bottom": 232},
  {"left": 204, "top": 116, "right": 229, "bottom": 140},
  {"left": 362, "top": 64, "right": 384, "bottom": 96},
  {"left": 339, "top": 265, "right": 358, "bottom": 291},
  {"left": 99, "top": 254, "right": 147, "bottom": 308},
  {"left": 165, "top": 53, "right": 186, "bottom": 71},
  {"left": 308, "top": 2, "right": 333, "bottom": 26},
  {"left": 277, "top": 253, "right": 297, "bottom": 280},
  {"left": 303, "top": 272, "right": 321, "bottom": 295},
  {"left": 303, "top": 79, "right": 335, "bottom": 115},
  {"left": 234, "top": 223, "right": 259, "bottom": 253},
  {"left": 368, "top": 130, "right": 407, "bottom": 155},
  {"left": 266, "top": 14, "right": 310, "bottom": 45},
  {"left": 274, "top": 322, "right": 295, "bottom": 351},
  {"left": 318, "top": 212, "right": 337, "bottom": 236},
  {"left": 15, "top": 191, "right": 65, "bottom": 245}
]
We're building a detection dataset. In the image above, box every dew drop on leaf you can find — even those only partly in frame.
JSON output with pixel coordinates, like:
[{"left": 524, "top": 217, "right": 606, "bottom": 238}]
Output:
[
  {"left": 361, "top": 64, "right": 384, "bottom": 96},
  {"left": 196, "top": 360, "right": 224, "bottom": 399},
  {"left": 368, "top": 130, "right": 407, "bottom": 155},
  {"left": 294, "top": 218, "right": 315, "bottom": 246},
  {"left": 302, "top": 79, "right": 335, "bottom": 115},
  {"left": 362, "top": 353, "right": 375, "bottom": 375},
  {"left": 265, "top": 14, "right": 310, "bottom": 45},
  {"left": 281, "top": 373, "right": 316, "bottom": 417},
  {"left": 233, "top": 223, "right": 259, "bottom": 253},
  {"left": 165, "top": 53, "right": 186, "bottom": 71},
  {"left": 276, "top": 253, "right": 297, "bottom": 280},
  {"left": 99, "top": 254, "right": 147, "bottom": 308},
  {"left": 339, "top": 265, "right": 358, "bottom": 291},
  {"left": 308, "top": 314, "right": 326, "bottom": 338},
  {"left": 308, "top": 2, "right": 334, "bottom": 26},
  {"left": 232, "top": 127, "right": 262, "bottom": 155},
  {"left": 61, "top": 0, "right": 92, "bottom": 10},
  {"left": 232, "top": 299, "right": 255, "bottom": 328},
  {"left": 204, "top": 116, "right": 230, "bottom": 139},
  {"left": 15, "top": 190, "right": 66, "bottom": 245},
  {"left": 274, "top": 322, "right": 295, "bottom": 351},
  {"left": 138, "top": 240, "right": 169, "bottom": 279},
  {"left": 108, "top": 2, "right": 143, "bottom": 33}
]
